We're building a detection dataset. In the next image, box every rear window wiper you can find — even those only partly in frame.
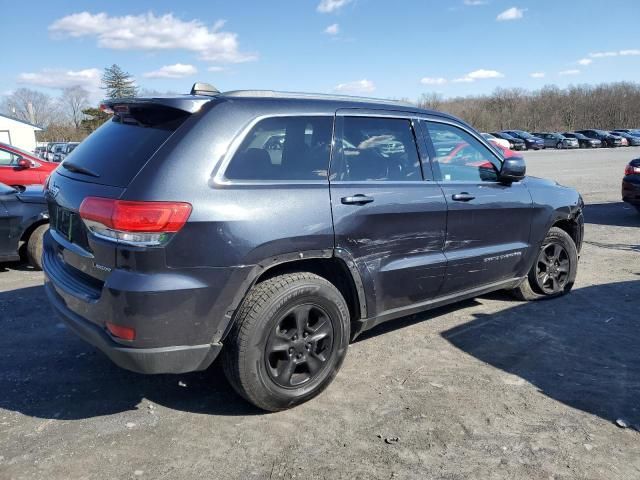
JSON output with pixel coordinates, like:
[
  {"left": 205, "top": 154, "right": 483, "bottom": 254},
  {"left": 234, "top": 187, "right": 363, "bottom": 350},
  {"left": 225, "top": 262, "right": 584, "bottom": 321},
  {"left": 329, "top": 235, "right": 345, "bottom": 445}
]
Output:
[{"left": 61, "top": 161, "right": 100, "bottom": 178}]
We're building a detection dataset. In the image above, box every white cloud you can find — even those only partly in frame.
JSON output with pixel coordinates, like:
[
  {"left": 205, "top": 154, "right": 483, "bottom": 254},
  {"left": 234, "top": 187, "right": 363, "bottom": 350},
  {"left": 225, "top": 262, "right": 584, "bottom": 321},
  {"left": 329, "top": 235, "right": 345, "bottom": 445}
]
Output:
[
  {"left": 454, "top": 69, "right": 504, "bottom": 83},
  {"left": 559, "top": 69, "right": 580, "bottom": 76},
  {"left": 17, "top": 68, "right": 101, "bottom": 89},
  {"left": 496, "top": 7, "right": 525, "bottom": 21},
  {"left": 143, "top": 63, "right": 197, "bottom": 79},
  {"left": 420, "top": 77, "right": 447, "bottom": 85},
  {"left": 334, "top": 79, "right": 375, "bottom": 94},
  {"left": 468, "top": 69, "right": 504, "bottom": 79},
  {"left": 530, "top": 72, "right": 545, "bottom": 78},
  {"left": 577, "top": 58, "right": 593, "bottom": 66},
  {"left": 589, "top": 49, "right": 640, "bottom": 58},
  {"left": 317, "top": 0, "right": 352, "bottom": 13},
  {"left": 464, "top": 0, "right": 488, "bottom": 5},
  {"left": 453, "top": 77, "right": 475, "bottom": 83},
  {"left": 324, "top": 23, "right": 339, "bottom": 35},
  {"left": 49, "top": 12, "right": 256, "bottom": 63}
]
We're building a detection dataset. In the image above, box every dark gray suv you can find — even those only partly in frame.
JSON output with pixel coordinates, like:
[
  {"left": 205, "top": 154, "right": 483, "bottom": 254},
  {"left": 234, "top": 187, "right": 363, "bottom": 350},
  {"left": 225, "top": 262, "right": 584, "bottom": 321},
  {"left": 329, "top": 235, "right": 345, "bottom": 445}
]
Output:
[{"left": 43, "top": 85, "right": 584, "bottom": 411}]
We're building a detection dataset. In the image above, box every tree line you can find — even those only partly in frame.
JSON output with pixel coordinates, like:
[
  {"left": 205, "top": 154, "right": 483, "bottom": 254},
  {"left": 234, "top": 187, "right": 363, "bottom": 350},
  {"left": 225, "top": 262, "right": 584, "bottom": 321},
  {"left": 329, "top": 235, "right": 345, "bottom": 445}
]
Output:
[
  {"left": 416, "top": 82, "right": 640, "bottom": 133},
  {"left": 3, "top": 65, "right": 640, "bottom": 144}
]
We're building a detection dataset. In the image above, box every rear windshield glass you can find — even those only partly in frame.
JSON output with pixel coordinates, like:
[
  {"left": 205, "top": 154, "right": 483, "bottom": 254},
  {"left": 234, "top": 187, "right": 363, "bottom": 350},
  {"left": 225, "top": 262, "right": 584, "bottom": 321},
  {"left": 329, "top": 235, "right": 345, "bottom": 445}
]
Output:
[{"left": 59, "top": 106, "right": 189, "bottom": 187}]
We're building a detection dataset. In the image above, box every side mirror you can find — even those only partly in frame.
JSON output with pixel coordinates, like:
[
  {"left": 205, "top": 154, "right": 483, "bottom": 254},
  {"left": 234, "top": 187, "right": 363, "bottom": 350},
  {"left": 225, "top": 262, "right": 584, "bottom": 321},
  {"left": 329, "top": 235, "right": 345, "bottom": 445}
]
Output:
[
  {"left": 17, "top": 158, "right": 31, "bottom": 169},
  {"left": 499, "top": 156, "right": 526, "bottom": 182}
]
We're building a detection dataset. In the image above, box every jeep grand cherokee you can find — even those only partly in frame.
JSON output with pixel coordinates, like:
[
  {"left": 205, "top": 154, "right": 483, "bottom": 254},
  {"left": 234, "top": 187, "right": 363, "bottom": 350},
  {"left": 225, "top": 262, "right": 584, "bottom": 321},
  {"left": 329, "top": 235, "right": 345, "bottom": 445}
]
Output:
[{"left": 43, "top": 84, "right": 584, "bottom": 411}]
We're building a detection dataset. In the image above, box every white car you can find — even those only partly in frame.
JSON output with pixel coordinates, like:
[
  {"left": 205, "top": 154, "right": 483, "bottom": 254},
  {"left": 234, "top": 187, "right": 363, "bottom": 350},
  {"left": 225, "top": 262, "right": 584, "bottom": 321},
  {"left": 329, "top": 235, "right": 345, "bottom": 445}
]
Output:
[{"left": 482, "top": 133, "right": 510, "bottom": 149}]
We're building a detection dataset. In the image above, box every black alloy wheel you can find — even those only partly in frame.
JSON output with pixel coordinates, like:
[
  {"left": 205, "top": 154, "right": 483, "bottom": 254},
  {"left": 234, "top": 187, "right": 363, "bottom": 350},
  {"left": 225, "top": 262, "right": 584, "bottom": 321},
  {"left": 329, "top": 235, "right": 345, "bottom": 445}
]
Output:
[
  {"left": 534, "top": 242, "right": 571, "bottom": 295},
  {"left": 265, "top": 304, "right": 334, "bottom": 388}
]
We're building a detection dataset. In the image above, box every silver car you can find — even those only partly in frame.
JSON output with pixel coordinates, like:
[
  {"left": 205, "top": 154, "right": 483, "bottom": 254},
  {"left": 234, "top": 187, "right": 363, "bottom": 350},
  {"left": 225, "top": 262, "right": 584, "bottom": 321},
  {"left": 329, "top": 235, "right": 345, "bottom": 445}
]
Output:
[{"left": 533, "top": 132, "right": 579, "bottom": 149}]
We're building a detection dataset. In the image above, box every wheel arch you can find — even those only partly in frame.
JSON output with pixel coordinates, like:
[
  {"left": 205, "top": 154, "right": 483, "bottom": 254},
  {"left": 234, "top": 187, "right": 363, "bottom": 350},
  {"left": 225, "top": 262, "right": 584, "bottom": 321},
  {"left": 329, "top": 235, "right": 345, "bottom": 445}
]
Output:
[
  {"left": 217, "top": 251, "right": 367, "bottom": 343},
  {"left": 19, "top": 217, "right": 49, "bottom": 244}
]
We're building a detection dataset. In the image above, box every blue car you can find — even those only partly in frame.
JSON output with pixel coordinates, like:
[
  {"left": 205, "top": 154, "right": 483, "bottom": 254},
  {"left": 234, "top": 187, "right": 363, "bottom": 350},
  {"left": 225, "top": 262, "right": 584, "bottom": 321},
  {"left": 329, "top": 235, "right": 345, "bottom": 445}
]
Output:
[{"left": 502, "top": 130, "right": 545, "bottom": 150}]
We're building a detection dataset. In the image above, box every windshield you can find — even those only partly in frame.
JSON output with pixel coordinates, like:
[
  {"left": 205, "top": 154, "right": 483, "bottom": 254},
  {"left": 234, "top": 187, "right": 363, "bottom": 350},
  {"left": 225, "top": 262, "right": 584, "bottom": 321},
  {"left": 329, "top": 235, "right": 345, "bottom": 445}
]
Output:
[
  {"left": 516, "top": 131, "right": 536, "bottom": 139},
  {"left": 0, "top": 143, "right": 35, "bottom": 159}
]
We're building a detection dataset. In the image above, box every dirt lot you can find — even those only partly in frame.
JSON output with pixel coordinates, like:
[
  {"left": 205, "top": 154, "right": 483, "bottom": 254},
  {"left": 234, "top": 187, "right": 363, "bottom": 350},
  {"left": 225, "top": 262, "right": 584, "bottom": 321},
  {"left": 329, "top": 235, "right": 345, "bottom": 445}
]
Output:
[{"left": 1, "top": 147, "right": 639, "bottom": 480}]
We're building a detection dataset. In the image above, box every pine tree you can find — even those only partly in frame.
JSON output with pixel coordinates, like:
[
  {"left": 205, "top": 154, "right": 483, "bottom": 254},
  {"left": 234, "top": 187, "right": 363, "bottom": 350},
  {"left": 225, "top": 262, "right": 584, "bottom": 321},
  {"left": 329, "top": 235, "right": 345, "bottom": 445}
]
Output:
[{"left": 101, "top": 64, "right": 138, "bottom": 99}]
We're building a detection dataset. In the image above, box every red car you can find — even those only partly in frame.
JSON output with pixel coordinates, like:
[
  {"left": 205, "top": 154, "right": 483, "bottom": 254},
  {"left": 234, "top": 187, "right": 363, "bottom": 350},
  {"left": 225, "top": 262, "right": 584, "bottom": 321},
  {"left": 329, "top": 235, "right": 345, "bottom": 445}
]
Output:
[{"left": 0, "top": 142, "right": 57, "bottom": 186}]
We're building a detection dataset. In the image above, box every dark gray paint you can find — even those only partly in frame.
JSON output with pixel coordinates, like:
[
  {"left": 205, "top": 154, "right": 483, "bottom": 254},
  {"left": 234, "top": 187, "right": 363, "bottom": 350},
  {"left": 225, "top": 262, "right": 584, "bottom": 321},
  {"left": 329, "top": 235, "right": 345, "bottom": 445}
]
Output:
[
  {"left": 0, "top": 184, "right": 48, "bottom": 262},
  {"left": 43, "top": 91, "right": 584, "bottom": 374}
]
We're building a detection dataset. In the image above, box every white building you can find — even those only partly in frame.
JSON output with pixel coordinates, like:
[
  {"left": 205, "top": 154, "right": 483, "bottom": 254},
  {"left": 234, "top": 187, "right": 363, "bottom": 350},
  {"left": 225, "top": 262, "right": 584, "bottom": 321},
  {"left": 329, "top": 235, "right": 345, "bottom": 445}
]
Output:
[{"left": 0, "top": 113, "right": 42, "bottom": 153}]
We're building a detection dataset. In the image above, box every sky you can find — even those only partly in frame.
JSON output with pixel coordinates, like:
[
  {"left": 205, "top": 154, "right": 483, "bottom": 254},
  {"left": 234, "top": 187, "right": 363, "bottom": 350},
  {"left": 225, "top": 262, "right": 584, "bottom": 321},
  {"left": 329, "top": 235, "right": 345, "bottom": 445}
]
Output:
[{"left": 2, "top": 0, "right": 640, "bottom": 103}]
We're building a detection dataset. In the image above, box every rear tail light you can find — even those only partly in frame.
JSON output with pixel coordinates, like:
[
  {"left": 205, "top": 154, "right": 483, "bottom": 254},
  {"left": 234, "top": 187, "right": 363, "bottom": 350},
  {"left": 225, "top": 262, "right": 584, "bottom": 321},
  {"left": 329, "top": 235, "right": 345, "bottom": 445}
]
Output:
[
  {"left": 106, "top": 321, "right": 136, "bottom": 341},
  {"left": 624, "top": 164, "right": 640, "bottom": 175},
  {"left": 79, "top": 197, "right": 192, "bottom": 246}
]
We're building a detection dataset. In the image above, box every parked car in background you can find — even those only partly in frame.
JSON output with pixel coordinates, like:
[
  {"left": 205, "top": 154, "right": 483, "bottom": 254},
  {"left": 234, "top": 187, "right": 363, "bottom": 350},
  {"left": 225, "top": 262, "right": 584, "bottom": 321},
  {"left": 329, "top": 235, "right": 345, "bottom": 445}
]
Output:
[
  {"left": 43, "top": 86, "right": 584, "bottom": 411},
  {"left": 502, "top": 130, "right": 545, "bottom": 150},
  {"left": 489, "top": 131, "right": 526, "bottom": 150},
  {"left": 44, "top": 143, "right": 67, "bottom": 161},
  {"left": 533, "top": 132, "right": 579, "bottom": 149},
  {"left": 562, "top": 132, "right": 601, "bottom": 148},
  {"left": 610, "top": 131, "right": 640, "bottom": 146},
  {"left": 53, "top": 142, "right": 80, "bottom": 162},
  {"left": 0, "top": 142, "right": 57, "bottom": 187},
  {"left": 613, "top": 129, "right": 640, "bottom": 137},
  {"left": 0, "top": 182, "right": 48, "bottom": 269},
  {"left": 34, "top": 146, "right": 47, "bottom": 158},
  {"left": 622, "top": 158, "right": 640, "bottom": 213},
  {"left": 481, "top": 133, "right": 510, "bottom": 149},
  {"left": 575, "top": 130, "right": 623, "bottom": 148}
]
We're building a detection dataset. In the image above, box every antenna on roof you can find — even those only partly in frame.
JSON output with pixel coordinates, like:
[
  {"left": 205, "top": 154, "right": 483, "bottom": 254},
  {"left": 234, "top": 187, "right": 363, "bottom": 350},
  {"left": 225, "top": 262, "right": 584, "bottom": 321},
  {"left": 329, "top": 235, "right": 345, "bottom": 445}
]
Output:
[{"left": 190, "top": 82, "right": 220, "bottom": 96}]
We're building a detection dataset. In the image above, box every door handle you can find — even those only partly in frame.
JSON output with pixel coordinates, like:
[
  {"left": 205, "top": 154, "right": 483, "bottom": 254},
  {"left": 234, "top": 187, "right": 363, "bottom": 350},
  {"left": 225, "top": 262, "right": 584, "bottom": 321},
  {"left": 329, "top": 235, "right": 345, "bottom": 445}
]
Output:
[
  {"left": 451, "top": 192, "right": 475, "bottom": 202},
  {"left": 341, "top": 194, "right": 374, "bottom": 205}
]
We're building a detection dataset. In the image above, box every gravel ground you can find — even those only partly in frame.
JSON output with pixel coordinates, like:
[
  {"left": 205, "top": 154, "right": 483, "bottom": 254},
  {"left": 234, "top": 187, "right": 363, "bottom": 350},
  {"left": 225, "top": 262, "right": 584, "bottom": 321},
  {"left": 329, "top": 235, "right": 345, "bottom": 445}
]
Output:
[{"left": 1, "top": 147, "right": 639, "bottom": 480}]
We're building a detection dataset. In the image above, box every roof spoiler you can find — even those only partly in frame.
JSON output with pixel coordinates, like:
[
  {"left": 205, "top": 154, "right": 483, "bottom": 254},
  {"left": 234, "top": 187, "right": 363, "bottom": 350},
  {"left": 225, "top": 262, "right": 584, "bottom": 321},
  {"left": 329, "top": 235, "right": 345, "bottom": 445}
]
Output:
[{"left": 101, "top": 96, "right": 213, "bottom": 114}]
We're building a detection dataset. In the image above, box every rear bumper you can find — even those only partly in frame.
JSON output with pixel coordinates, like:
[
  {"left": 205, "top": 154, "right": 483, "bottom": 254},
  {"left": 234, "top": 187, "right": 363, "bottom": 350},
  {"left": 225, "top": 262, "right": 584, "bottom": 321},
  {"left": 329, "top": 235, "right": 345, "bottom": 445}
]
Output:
[
  {"left": 42, "top": 231, "right": 255, "bottom": 374},
  {"left": 45, "top": 279, "right": 223, "bottom": 374},
  {"left": 622, "top": 178, "right": 640, "bottom": 205}
]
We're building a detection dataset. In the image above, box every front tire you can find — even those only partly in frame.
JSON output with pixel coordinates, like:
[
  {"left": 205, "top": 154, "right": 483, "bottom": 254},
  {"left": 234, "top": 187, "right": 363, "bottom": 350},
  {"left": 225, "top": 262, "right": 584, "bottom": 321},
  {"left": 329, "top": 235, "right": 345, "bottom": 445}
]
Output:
[
  {"left": 510, "top": 227, "right": 578, "bottom": 301},
  {"left": 222, "top": 272, "right": 350, "bottom": 411}
]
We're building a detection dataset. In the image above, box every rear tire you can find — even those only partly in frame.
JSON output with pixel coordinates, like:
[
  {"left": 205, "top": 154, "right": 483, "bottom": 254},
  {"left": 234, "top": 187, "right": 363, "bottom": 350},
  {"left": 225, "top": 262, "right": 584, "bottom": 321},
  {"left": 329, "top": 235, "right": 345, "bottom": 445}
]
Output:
[
  {"left": 556, "top": 141, "right": 563, "bottom": 149},
  {"left": 26, "top": 224, "right": 48, "bottom": 270},
  {"left": 222, "top": 272, "right": 350, "bottom": 411},
  {"left": 509, "top": 227, "right": 578, "bottom": 301}
]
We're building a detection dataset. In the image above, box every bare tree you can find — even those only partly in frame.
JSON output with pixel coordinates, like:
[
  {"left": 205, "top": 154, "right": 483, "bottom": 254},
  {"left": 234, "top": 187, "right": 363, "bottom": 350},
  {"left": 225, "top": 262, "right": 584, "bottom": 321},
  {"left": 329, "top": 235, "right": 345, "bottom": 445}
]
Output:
[
  {"left": 0, "top": 88, "right": 58, "bottom": 127},
  {"left": 416, "top": 82, "right": 640, "bottom": 132},
  {"left": 59, "top": 86, "right": 90, "bottom": 129}
]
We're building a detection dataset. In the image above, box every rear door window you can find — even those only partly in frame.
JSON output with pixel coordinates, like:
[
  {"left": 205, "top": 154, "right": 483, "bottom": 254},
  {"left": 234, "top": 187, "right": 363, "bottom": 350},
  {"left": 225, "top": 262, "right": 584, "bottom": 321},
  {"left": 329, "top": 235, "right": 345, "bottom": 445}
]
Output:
[
  {"left": 331, "top": 116, "right": 422, "bottom": 182},
  {"left": 225, "top": 116, "right": 333, "bottom": 181},
  {"left": 57, "top": 106, "right": 189, "bottom": 187}
]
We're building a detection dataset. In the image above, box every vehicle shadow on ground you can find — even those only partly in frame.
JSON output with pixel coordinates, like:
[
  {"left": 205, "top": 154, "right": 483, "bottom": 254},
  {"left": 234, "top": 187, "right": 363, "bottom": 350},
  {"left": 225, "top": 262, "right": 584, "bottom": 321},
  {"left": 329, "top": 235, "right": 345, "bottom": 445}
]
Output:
[
  {"left": 442, "top": 280, "right": 640, "bottom": 427},
  {"left": 584, "top": 202, "right": 639, "bottom": 227},
  {"left": 0, "top": 285, "right": 261, "bottom": 419}
]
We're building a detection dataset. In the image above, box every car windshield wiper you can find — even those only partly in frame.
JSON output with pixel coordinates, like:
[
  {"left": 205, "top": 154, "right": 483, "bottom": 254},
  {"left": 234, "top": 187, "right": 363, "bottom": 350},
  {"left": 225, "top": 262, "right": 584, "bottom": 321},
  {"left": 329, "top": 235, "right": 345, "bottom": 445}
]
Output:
[{"left": 61, "top": 161, "right": 100, "bottom": 178}]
